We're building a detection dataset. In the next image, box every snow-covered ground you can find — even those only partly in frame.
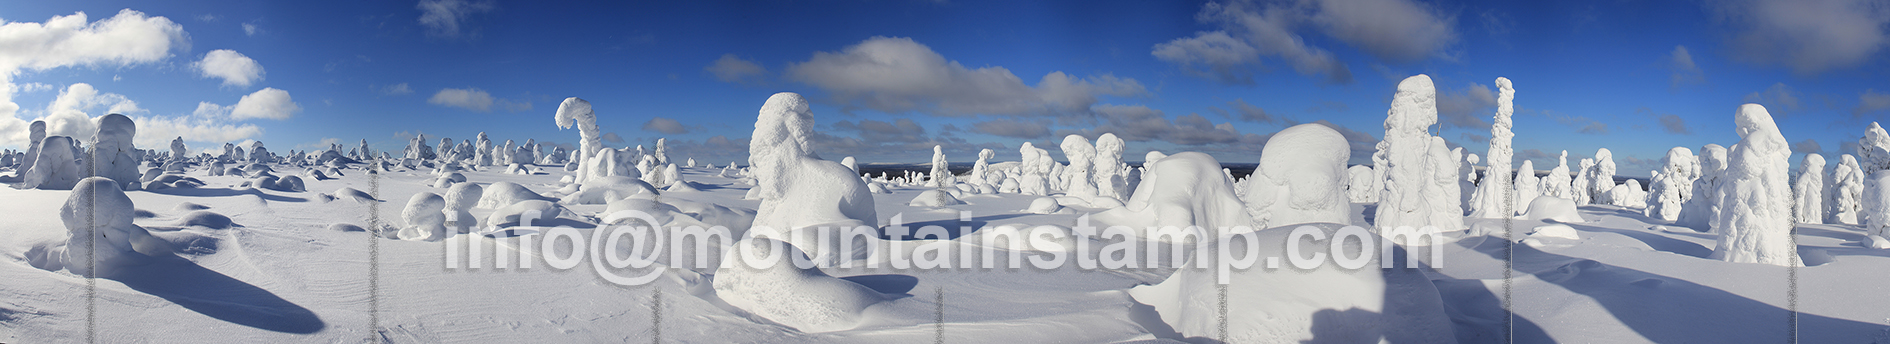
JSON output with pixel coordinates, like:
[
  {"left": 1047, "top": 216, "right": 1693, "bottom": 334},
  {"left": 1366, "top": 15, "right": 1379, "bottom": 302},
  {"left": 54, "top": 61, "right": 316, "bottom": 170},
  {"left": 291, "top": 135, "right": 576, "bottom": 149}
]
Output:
[
  {"left": 3, "top": 88, "right": 1888, "bottom": 343},
  {"left": 3, "top": 162, "right": 1888, "bottom": 342}
]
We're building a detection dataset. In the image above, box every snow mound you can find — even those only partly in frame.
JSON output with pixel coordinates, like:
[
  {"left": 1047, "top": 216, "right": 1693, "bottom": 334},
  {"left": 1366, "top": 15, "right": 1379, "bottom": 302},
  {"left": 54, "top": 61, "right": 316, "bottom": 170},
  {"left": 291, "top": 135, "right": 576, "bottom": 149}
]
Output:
[
  {"left": 61, "top": 177, "right": 171, "bottom": 276},
  {"left": 1245, "top": 123, "right": 1351, "bottom": 227},
  {"left": 486, "top": 200, "right": 562, "bottom": 228},
  {"left": 174, "top": 211, "right": 235, "bottom": 229},
  {"left": 1128, "top": 223, "right": 1455, "bottom": 343},
  {"left": 172, "top": 202, "right": 211, "bottom": 211},
  {"left": 908, "top": 189, "right": 963, "bottom": 208},
  {"left": 747, "top": 92, "right": 878, "bottom": 231},
  {"left": 90, "top": 114, "right": 142, "bottom": 190},
  {"left": 713, "top": 238, "right": 887, "bottom": 333},
  {"left": 477, "top": 182, "right": 552, "bottom": 209},
  {"left": 399, "top": 192, "right": 448, "bottom": 241},
  {"left": 334, "top": 187, "right": 377, "bottom": 203},
  {"left": 1608, "top": 179, "right": 1648, "bottom": 208},
  {"left": 564, "top": 176, "right": 658, "bottom": 205},
  {"left": 445, "top": 182, "right": 482, "bottom": 231},
  {"left": 961, "top": 224, "right": 1079, "bottom": 252},
  {"left": 1094, "top": 152, "right": 1254, "bottom": 238},
  {"left": 1529, "top": 224, "right": 1581, "bottom": 240},
  {"left": 1868, "top": 235, "right": 1890, "bottom": 249},
  {"left": 327, "top": 223, "right": 367, "bottom": 232},
  {"left": 1524, "top": 195, "right": 1585, "bottom": 223},
  {"left": 1024, "top": 197, "right": 1064, "bottom": 214}
]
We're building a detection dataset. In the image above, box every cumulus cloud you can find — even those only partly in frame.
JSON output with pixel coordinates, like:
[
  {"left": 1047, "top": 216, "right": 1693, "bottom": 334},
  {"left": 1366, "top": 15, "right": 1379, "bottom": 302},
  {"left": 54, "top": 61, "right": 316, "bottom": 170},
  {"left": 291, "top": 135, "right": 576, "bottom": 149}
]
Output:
[
  {"left": 1706, "top": 0, "right": 1890, "bottom": 75},
  {"left": 706, "top": 54, "right": 767, "bottom": 84},
  {"left": 39, "top": 83, "right": 145, "bottom": 140},
  {"left": 231, "top": 87, "right": 301, "bottom": 120},
  {"left": 1436, "top": 82, "right": 1495, "bottom": 130},
  {"left": 0, "top": 10, "right": 187, "bottom": 146},
  {"left": 378, "top": 83, "right": 414, "bottom": 95},
  {"left": 1062, "top": 105, "right": 1264, "bottom": 147},
  {"left": 642, "top": 117, "right": 690, "bottom": 134},
  {"left": 417, "top": 0, "right": 496, "bottom": 38},
  {"left": 428, "top": 87, "right": 493, "bottom": 111},
  {"left": 1151, "top": 0, "right": 1456, "bottom": 85},
  {"left": 1853, "top": 89, "right": 1890, "bottom": 117},
  {"left": 194, "top": 49, "right": 264, "bottom": 87},
  {"left": 787, "top": 36, "right": 1146, "bottom": 117},
  {"left": 971, "top": 118, "right": 1051, "bottom": 138},
  {"left": 1792, "top": 139, "right": 1823, "bottom": 154},
  {"left": 1742, "top": 83, "right": 1801, "bottom": 113},
  {"left": 1669, "top": 45, "right": 1704, "bottom": 88},
  {"left": 133, "top": 115, "right": 263, "bottom": 148}
]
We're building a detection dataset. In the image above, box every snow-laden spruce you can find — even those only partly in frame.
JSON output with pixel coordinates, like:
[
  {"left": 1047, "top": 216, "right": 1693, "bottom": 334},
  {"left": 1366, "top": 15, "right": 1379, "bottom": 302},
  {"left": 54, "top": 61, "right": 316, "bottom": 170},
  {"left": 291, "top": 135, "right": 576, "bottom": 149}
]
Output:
[
  {"left": 90, "top": 114, "right": 141, "bottom": 190},
  {"left": 1460, "top": 152, "right": 1479, "bottom": 207},
  {"left": 1373, "top": 75, "right": 1464, "bottom": 232},
  {"left": 1059, "top": 134, "right": 1098, "bottom": 200},
  {"left": 1094, "top": 133, "right": 1127, "bottom": 200},
  {"left": 1017, "top": 142, "right": 1050, "bottom": 196},
  {"left": 1571, "top": 158, "right": 1596, "bottom": 205},
  {"left": 927, "top": 145, "right": 951, "bottom": 188},
  {"left": 1244, "top": 123, "right": 1351, "bottom": 227},
  {"left": 1589, "top": 148, "right": 1618, "bottom": 205},
  {"left": 1471, "top": 77, "right": 1517, "bottom": 218},
  {"left": 1710, "top": 104, "right": 1798, "bottom": 266},
  {"left": 1542, "top": 150, "right": 1574, "bottom": 199},
  {"left": 746, "top": 92, "right": 877, "bottom": 233},
  {"left": 555, "top": 97, "right": 603, "bottom": 184},
  {"left": 1829, "top": 154, "right": 1864, "bottom": 224},
  {"left": 1677, "top": 144, "right": 1729, "bottom": 231},
  {"left": 1345, "top": 165, "right": 1376, "bottom": 203},
  {"left": 1514, "top": 160, "right": 1541, "bottom": 215},
  {"left": 1861, "top": 122, "right": 1890, "bottom": 234},
  {"left": 1793, "top": 153, "right": 1826, "bottom": 224},
  {"left": 1646, "top": 147, "right": 1699, "bottom": 222}
]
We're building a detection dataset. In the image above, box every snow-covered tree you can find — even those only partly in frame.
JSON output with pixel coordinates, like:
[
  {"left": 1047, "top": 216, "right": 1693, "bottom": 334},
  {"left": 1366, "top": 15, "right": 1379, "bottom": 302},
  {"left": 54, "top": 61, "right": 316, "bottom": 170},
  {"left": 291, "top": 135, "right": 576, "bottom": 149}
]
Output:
[
  {"left": 1793, "top": 153, "right": 1826, "bottom": 224},
  {"left": 1470, "top": 77, "right": 1516, "bottom": 218},
  {"left": 1374, "top": 75, "right": 1463, "bottom": 231},
  {"left": 1711, "top": 104, "right": 1797, "bottom": 266},
  {"left": 1646, "top": 147, "right": 1699, "bottom": 222}
]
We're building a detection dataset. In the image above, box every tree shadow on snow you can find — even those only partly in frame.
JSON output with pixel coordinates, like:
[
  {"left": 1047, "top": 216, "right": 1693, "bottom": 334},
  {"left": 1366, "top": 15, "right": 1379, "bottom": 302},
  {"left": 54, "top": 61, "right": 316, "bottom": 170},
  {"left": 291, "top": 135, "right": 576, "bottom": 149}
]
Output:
[
  {"left": 1557, "top": 222, "right": 1713, "bottom": 259},
  {"left": 882, "top": 213, "right": 1033, "bottom": 240},
  {"left": 107, "top": 258, "right": 325, "bottom": 334},
  {"left": 838, "top": 274, "right": 919, "bottom": 297},
  {"left": 1458, "top": 234, "right": 1883, "bottom": 343},
  {"left": 146, "top": 187, "right": 308, "bottom": 203}
]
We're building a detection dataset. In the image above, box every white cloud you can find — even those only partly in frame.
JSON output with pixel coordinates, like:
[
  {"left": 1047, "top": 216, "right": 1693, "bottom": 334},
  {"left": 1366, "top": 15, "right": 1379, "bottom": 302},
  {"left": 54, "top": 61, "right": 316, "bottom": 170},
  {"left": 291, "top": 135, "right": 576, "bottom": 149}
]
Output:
[
  {"left": 642, "top": 117, "right": 689, "bottom": 134},
  {"left": 706, "top": 54, "right": 767, "bottom": 84},
  {"left": 192, "top": 101, "right": 232, "bottom": 118},
  {"left": 1152, "top": 0, "right": 1457, "bottom": 85},
  {"left": 1854, "top": 89, "right": 1890, "bottom": 117},
  {"left": 1741, "top": 83, "right": 1801, "bottom": 113},
  {"left": 18, "top": 82, "right": 54, "bottom": 93},
  {"left": 1436, "top": 82, "right": 1495, "bottom": 130},
  {"left": 1707, "top": 0, "right": 1890, "bottom": 75},
  {"left": 378, "top": 82, "right": 414, "bottom": 95},
  {"left": 428, "top": 87, "right": 493, "bottom": 111},
  {"left": 242, "top": 22, "right": 262, "bottom": 36},
  {"left": 195, "top": 14, "right": 219, "bottom": 22},
  {"left": 788, "top": 36, "right": 1146, "bottom": 117},
  {"left": 231, "top": 87, "right": 301, "bottom": 120},
  {"left": 194, "top": 49, "right": 265, "bottom": 87},
  {"left": 0, "top": 10, "right": 188, "bottom": 146},
  {"left": 38, "top": 83, "right": 145, "bottom": 140},
  {"left": 1669, "top": 45, "right": 1704, "bottom": 88},
  {"left": 133, "top": 115, "right": 264, "bottom": 148},
  {"left": 417, "top": 0, "right": 496, "bottom": 38}
]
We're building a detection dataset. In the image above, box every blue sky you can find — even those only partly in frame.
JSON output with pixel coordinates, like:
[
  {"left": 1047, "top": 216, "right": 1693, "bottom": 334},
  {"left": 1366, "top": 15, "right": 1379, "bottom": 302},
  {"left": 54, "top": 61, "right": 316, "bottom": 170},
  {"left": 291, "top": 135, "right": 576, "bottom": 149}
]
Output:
[{"left": 2, "top": 0, "right": 1887, "bottom": 177}]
